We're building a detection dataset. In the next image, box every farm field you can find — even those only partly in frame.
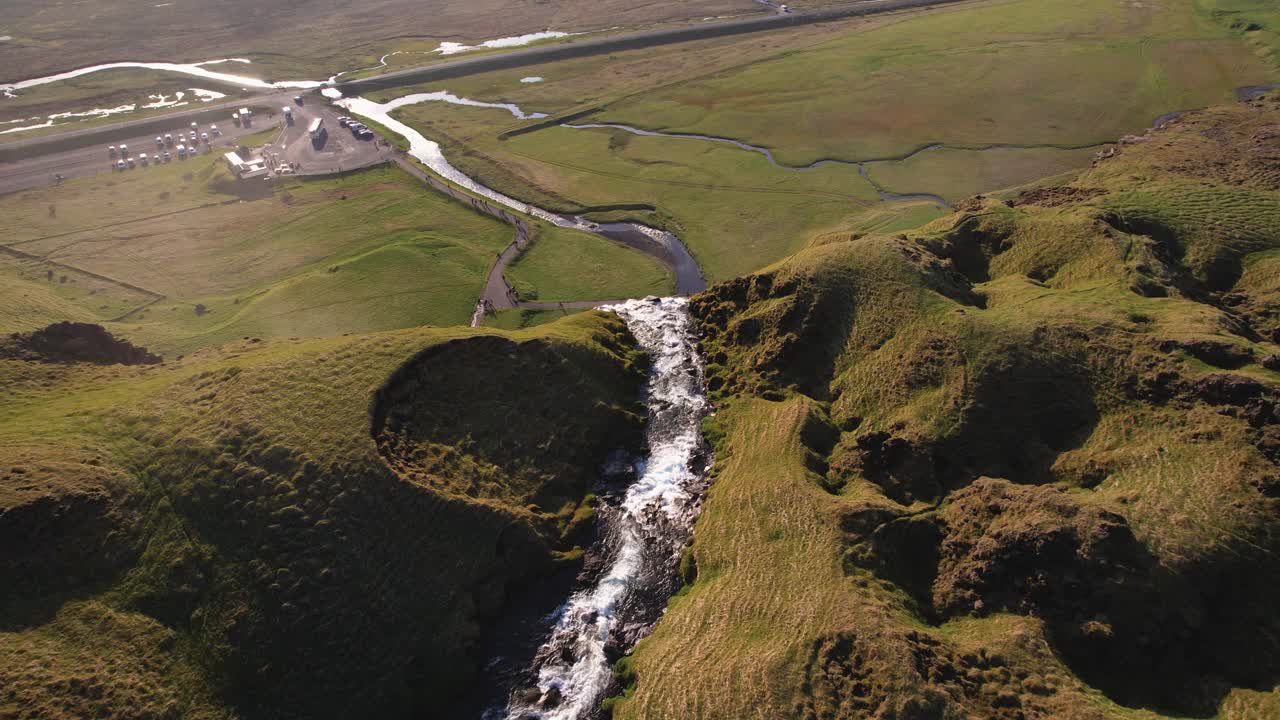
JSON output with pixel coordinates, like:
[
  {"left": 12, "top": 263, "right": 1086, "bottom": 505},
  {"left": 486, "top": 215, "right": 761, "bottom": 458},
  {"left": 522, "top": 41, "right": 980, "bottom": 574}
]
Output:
[
  {"left": 0, "top": 0, "right": 761, "bottom": 83},
  {"left": 599, "top": 0, "right": 1275, "bottom": 164},
  {"left": 0, "top": 155, "right": 516, "bottom": 356},
  {"left": 506, "top": 225, "right": 674, "bottom": 302},
  {"left": 391, "top": 101, "right": 886, "bottom": 283},
  {"left": 373, "top": 0, "right": 1274, "bottom": 284}
]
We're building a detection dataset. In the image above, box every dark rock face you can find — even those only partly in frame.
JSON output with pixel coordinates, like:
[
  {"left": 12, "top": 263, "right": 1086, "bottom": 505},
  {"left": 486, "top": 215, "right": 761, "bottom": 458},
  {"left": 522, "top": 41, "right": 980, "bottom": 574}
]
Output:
[
  {"left": 1158, "top": 338, "right": 1255, "bottom": 369},
  {"left": 2, "top": 322, "right": 161, "bottom": 365},
  {"left": 932, "top": 479, "right": 1151, "bottom": 619},
  {"left": 921, "top": 478, "right": 1275, "bottom": 715},
  {"left": 798, "top": 628, "right": 1094, "bottom": 720}
]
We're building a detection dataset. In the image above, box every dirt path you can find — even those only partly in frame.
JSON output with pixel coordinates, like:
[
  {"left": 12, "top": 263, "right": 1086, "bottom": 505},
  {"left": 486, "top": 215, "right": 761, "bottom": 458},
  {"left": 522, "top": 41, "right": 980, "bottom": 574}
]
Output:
[
  {"left": 391, "top": 156, "right": 612, "bottom": 325},
  {"left": 391, "top": 155, "right": 648, "bottom": 326}
]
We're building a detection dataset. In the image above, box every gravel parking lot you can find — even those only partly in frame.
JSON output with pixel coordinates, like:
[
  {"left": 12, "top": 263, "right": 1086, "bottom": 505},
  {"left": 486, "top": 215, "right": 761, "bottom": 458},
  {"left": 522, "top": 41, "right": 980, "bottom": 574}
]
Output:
[
  {"left": 0, "top": 95, "right": 390, "bottom": 195},
  {"left": 261, "top": 101, "right": 390, "bottom": 176}
]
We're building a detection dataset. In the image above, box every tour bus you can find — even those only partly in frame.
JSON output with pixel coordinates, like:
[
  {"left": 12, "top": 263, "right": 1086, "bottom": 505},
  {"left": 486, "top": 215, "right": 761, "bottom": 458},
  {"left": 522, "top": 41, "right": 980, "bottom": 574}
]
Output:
[{"left": 309, "top": 117, "right": 326, "bottom": 147}]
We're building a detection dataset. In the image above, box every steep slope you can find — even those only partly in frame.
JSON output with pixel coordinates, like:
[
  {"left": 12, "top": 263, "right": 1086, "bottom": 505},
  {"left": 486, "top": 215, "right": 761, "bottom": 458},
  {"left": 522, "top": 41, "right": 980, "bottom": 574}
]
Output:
[
  {"left": 610, "top": 95, "right": 1280, "bottom": 719},
  {"left": 0, "top": 313, "right": 645, "bottom": 719}
]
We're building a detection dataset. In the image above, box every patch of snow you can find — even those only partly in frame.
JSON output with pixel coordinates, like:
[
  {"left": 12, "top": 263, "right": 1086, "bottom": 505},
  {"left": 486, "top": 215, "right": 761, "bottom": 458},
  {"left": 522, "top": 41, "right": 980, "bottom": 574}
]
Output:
[
  {"left": 142, "top": 91, "right": 185, "bottom": 109},
  {"left": 0, "top": 118, "right": 59, "bottom": 134},
  {"left": 188, "top": 87, "right": 225, "bottom": 101},
  {"left": 433, "top": 31, "right": 577, "bottom": 56},
  {"left": 0, "top": 103, "right": 138, "bottom": 134},
  {"left": 520, "top": 76, "right": 544, "bottom": 84},
  {"left": 321, "top": 87, "right": 344, "bottom": 99}
]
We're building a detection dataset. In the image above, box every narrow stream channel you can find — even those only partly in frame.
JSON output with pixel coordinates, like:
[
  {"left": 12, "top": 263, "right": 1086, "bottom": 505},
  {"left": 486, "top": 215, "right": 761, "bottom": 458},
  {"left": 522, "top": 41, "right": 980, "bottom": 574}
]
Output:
[
  {"left": 492, "top": 297, "right": 712, "bottom": 720},
  {"left": 333, "top": 92, "right": 706, "bottom": 295}
]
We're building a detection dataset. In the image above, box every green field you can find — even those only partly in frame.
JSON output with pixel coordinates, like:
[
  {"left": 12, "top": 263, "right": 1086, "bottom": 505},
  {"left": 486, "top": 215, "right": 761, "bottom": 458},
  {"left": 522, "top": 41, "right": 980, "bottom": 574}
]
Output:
[
  {"left": 394, "top": 101, "right": 885, "bottom": 282},
  {"left": 0, "top": 153, "right": 514, "bottom": 356},
  {"left": 506, "top": 225, "right": 673, "bottom": 302},
  {"left": 374, "top": 0, "right": 1273, "bottom": 285},
  {"left": 0, "top": 0, "right": 760, "bottom": 83},
  {"left": 865, "top": 145, "right": 1101, "bottom": 204},
  {"left": 601, "top": 0, "right": 1274, "bottom": 164}
]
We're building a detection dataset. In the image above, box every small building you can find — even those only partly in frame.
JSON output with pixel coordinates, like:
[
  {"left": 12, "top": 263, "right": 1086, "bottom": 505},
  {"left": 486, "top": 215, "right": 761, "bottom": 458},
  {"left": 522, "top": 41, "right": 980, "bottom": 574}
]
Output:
[{"left": 224, "top": 151, "right": 269, "bottom": 180}]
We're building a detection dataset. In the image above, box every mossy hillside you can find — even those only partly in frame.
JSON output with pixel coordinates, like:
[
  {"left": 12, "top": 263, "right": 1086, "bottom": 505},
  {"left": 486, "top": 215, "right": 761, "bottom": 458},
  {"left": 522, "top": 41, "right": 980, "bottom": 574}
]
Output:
[
  {"left": 611, "top": 98, "right": 1280, "bottom": 718},
  {"left": 0, "top": 311, "right": 645, "bottom": 719}
]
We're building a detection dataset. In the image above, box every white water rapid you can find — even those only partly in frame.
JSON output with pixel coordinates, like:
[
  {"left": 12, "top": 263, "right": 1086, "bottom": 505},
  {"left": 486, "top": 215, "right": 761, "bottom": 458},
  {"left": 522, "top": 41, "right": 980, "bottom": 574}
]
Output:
[{"left": 498, "top": 297, "right": 712, "bottom": 720}]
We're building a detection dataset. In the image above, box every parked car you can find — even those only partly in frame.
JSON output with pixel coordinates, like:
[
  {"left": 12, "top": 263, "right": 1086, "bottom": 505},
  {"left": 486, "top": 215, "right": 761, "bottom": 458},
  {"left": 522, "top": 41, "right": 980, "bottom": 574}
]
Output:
[
  {"left": 139, "top": 152, "right": 149, "bottom": 166},
  {"left": 108, "top": 145, "right": 118, "bottom": 157},
  {"left": 127, "top": 157, "right": 136, "bottom": 168},
  {"left": 210, "top": 125, "right": 221, "bottom": 136},
  {"left": 119, "top": 143, "right": 129, "bottom": 156},
  {"left": 177, "top": 145, "right": 187, "bottom": 158},
  {"left": 163, "top": 151, "right": 172, "bottom": 162},
  {"left": 294, "top": 95, "right": 304, "bottom": 105},
  {"left": 116, "top": 160, "right": 127, "bottom": 171},
  {"left": 201, "top": 132, "right": 209, "bottom": 143},
  {"left": 338, "top": 117, "right": 350, "bottom": 127},
  {"left": 165, "top": 134, "right": 173, "bottom": 145}
]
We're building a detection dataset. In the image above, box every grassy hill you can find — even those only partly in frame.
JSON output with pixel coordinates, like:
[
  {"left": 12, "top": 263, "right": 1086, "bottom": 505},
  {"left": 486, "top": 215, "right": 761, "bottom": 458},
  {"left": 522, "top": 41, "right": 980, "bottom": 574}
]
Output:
[
  {"left": 0, "top": 311, "right": 646, "bottom": 719},
  {"left": 608, "top": 94, "right": 1280, "bottom": 719}
]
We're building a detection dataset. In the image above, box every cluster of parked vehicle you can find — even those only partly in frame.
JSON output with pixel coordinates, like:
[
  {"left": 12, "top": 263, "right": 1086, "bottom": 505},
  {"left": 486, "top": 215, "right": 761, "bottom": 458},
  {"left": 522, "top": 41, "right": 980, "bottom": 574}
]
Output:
[
  {"left": 107, "top": 122, "right": 223, "bottom": 171},
  {"left": 337, "top": 116, "right": 374, "bottom": 140}
]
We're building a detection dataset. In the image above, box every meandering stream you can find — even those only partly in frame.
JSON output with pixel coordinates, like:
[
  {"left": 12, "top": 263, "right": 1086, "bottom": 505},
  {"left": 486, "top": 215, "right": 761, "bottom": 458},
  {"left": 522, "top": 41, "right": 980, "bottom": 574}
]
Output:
[
  {"left": 493, "top": 297, "right": 712, "bottom": 720},
  {"left": 332, "top": 91, "right": 706, "bottom": 295}
]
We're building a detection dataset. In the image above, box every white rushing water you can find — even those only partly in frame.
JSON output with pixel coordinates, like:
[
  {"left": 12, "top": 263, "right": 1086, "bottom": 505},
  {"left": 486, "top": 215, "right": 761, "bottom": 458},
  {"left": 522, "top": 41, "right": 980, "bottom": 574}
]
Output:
[
  {"left": 334, "top": 91, "right": 573, "bottom": 227},
  {"left": 500, "top": 297, "right": 711, "bottom": 720}
]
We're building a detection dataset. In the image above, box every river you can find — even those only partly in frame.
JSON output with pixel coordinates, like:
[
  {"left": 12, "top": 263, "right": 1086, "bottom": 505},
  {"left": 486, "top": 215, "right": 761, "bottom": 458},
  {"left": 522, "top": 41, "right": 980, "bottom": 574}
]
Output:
[
  {"left": 492, "top": 297, "right": 712, "bottom": 720},
  {"left": 332, "top": 91, "right": 706, "bottom": 296}
]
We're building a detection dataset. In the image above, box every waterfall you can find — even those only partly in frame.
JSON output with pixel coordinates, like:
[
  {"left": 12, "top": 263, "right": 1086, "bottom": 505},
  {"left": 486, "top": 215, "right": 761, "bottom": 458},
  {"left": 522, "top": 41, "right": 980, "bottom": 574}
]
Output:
[{"left": 497, "top": 297, "right": 712, "bottom": 720}]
